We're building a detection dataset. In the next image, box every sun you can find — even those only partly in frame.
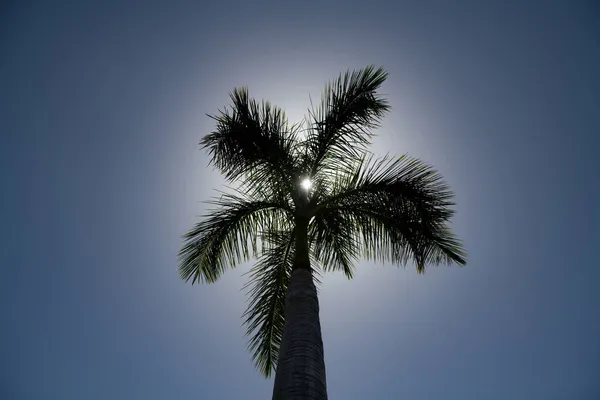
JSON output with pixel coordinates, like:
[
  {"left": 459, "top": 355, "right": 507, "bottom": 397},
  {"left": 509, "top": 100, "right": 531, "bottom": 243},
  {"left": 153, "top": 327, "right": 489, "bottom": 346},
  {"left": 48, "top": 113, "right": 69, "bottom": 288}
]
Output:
[{"left": 300, "top": 178, "right": 312, "bottom": 191}]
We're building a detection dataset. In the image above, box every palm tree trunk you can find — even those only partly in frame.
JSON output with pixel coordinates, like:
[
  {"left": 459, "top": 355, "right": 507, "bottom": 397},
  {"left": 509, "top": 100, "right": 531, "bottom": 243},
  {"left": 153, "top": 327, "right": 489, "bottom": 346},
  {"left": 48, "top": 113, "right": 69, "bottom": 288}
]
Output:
[{"left": 272, "top": 218, "right": 327, "bottom": 400}]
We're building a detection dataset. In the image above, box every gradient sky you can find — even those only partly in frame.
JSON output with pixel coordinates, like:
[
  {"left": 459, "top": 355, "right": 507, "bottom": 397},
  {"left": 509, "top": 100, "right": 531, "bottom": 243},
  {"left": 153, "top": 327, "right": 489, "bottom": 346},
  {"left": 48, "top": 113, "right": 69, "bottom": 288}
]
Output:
[{"left": 2, "top": 1, "right": 599, "bottom": 399}]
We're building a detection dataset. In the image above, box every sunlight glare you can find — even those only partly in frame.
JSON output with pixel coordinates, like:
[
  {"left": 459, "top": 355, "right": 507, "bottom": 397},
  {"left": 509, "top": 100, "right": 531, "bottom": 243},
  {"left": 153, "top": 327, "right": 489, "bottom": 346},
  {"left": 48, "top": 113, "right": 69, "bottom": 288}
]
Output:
[{"left": 301, "top": 178, "right": 312, "bottom": 190}]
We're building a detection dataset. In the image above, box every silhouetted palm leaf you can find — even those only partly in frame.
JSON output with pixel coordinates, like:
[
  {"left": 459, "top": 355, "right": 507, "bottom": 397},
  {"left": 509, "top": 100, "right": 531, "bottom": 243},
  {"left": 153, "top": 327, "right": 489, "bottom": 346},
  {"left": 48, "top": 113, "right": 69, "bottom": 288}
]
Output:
[
  {"left": 315, "top": 154, "right": 466, "bottom": 271},
  {"left": 178, "top": 193, "right": 293, "bottom": 284},
  {"left": 303, "top": 65, "right": 390, "bottom": 178},
  {"left": 242, "top": 229, "right": 294, "bottom": 377},
  {"left": 201, "top": 87, "right": 301, "bottom": 198}
]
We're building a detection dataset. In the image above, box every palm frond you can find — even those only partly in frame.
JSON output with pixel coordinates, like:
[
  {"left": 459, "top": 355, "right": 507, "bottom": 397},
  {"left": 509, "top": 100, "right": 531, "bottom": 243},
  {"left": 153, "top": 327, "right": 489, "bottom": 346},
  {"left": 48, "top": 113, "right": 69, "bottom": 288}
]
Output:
[
  {"left": 201, "top": 87, "right": 300, "bottom": 190},
  {"left": 178, "top": 193, "right": 293, "bottom": 284},
  {"left": 242, "top": 229, "right": 294, "bottom": 377},
  {"left": 316, "top": 154, "right": 467, "bottom": 272},
  {"left": 309, "top": 208, "right": 360, "bottom": 279},
  {"left": 303, "top": 65, "right": 390, "bottom": 178}
]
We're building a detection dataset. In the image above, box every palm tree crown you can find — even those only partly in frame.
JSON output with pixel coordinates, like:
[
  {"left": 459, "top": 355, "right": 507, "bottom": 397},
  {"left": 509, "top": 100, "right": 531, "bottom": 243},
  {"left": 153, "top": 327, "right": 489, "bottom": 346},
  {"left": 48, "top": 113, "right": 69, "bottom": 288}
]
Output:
[{"left": 178, "top": 65, "right": 467, "bottom": 378}]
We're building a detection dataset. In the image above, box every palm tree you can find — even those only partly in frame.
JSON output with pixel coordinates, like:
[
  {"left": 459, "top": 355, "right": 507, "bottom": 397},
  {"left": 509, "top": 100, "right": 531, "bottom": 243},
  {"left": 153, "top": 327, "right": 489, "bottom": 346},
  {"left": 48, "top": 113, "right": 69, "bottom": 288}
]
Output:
[{"left": 178, "top": 65, "right": 466, "bottom": 400}]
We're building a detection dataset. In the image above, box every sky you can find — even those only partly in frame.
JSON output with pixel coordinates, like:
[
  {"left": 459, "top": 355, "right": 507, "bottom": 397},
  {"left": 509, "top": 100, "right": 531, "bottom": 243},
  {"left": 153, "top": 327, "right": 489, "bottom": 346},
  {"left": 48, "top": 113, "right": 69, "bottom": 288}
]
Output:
[{"left": 1, "top": 1, "right": 599, "bottom": 399}]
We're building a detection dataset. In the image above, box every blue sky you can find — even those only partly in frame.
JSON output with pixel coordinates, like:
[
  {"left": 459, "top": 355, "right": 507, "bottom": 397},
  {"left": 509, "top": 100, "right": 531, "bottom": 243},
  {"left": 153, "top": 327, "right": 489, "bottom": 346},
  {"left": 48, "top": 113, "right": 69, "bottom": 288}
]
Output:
[{"left": 1, "top": 1, "right": 599, "bottom": 399}]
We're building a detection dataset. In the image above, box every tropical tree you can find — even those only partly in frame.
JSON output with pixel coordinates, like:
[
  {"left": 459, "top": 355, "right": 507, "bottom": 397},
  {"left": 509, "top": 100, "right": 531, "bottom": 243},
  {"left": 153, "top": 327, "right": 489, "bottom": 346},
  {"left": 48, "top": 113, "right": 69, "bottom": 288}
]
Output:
[{"left": 178, "top": 65, "right": 467, "bottom": 400}]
